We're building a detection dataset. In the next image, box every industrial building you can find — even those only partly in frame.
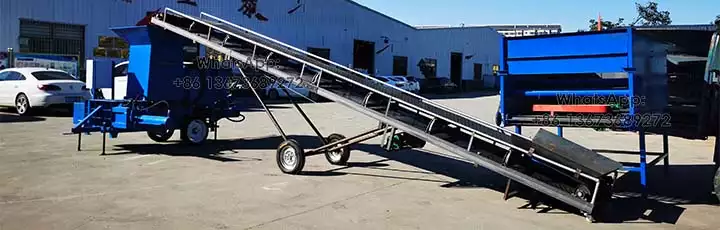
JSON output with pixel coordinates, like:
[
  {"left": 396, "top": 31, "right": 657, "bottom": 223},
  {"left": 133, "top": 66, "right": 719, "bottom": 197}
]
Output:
[
  {"left": 416, "top": 24, "right": 562, "bottom": 37},
  {"left": 0, "top": 0, "right": 503, "bottom": 90},
  {"left": 488, "top": 24, "right": 562, "bottom": 37}
]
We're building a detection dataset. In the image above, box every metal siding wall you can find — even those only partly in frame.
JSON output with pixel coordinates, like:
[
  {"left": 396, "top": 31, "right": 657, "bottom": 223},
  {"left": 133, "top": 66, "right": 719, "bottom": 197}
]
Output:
[
  {"left": 0, "top": 1, "right": 5, "bottom": 50},
  {"left": 1, "top": 0, "right": 501, "bottom": 86}
]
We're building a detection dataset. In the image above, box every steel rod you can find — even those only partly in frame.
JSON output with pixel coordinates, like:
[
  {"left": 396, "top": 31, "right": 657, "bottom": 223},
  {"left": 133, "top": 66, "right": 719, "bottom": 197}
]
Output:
[
  {"left": 279, "top": 83, "right": 326, "bottom": 144},
  {"left": 307, "top": 127, "right": 387, "bottom": 154},
  {"left": 324, "top": 129, "right": 387, "bottom": 153},
  {"left": 239, "top": 68, "right": 287, "bottom": 140},
  {"left": 77, "top": 133, "right": 81, "bottom": 151}
]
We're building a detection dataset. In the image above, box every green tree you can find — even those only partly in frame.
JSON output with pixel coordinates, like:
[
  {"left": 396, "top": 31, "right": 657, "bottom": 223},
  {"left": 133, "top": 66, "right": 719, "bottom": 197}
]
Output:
[
  {"left": 588, "top": 1, "right": 671, "bottom": 31},
  {"left": 630, "top": 2, "right": 672, "bottom": 26},
  {"left": 588, "top": 18, "right": 625, "bottom": 31},
  {"left": 714, "top": 15, "right": 720, "bottom": 32}
]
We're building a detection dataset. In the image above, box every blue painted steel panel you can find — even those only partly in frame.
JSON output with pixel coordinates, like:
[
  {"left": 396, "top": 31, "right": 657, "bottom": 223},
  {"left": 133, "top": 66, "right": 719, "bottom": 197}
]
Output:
[
  {"left": 507, "top": 56, "right": 629, "bottom": 75},
  {"left": 112, "top": 106, "right": 129, "bottom": 129},
  {"left": 127, "top": 44, "right": 152, "bottom": 99},
  {"left": 524, "top": 90, "right": 630, "bottom": 97},
  {"left": 137, "top": 115, "right": 169, "bottom": 126},
  {"left": 72, "top": 102, "right": 86, "bottom": 125},
  {"left": 506, "top": 31, "right": 629, "bottom": 59}
]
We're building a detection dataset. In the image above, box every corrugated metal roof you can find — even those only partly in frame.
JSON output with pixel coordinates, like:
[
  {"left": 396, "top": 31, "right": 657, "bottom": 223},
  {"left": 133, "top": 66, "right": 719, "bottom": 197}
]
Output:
[{"left": 629, "top": 24, "right": 718, "bottom": 31}]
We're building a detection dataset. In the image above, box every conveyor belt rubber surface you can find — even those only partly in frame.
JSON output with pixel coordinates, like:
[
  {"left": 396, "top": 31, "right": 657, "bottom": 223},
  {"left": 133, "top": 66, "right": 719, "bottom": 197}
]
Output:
[{"left": 147, "top": 8, "right": 622, "bottom": 216}]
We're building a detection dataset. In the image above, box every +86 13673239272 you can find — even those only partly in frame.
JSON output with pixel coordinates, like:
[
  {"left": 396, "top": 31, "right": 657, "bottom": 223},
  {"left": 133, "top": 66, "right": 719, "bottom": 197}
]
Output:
[{"left": 535, "top": 113, "right": 672, "bottom": 128}]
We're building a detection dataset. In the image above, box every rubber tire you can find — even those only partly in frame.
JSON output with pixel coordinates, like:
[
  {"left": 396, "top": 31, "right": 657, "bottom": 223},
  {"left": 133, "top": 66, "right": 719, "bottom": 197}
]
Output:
[
  {"left": 276, "top": 139, "right": 305, "bottom": 174},
  {"left": 15, "top": 94, "right": 31, "bottom": 116},
  {"left": 324, "top": 133, "right": 351, "bottom": 165},
  {"left": 147, "top": 129, "right": 174, "bottom": 142},
  {"left": 495, "top": 109, "right": 502, "bottom": 126},
  {"left": 268, "top": 89, "right": 279, "bottom": 100},
  {"left": 714, "top": 166, "right": 720, "bottom": 202},
  {"left": 180, "top": 119, "right": 209, "bottom": 145}
]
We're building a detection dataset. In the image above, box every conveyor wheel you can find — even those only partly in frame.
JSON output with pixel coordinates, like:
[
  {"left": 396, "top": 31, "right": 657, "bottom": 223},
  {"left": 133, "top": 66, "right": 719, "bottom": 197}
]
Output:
[
  {"left": 277, "top": 139, "right": 305, "bottom": 174},
  {"left": 573, "top": 184, "right": 595, "bottom": 223},
  {"left": 147, "top": 128, "right": 174, "bottom": 142},
  {"left": 324, "top": 133, "right": 351, "bottom": 165},
  {"left": 180, "top": 119, "right": 209, "bottom": 145}
]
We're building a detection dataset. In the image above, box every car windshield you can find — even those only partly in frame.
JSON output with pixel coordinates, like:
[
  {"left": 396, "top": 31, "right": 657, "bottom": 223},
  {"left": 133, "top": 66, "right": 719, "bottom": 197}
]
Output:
[
  {"left": 390, "top": 77, "right": 406, "bottom": 81},
  {"left": 406, "top": 77, "right": 417, "bottom": 81},
  {"left": 32, "top": 71, "right": 76, "bottom": 80}
]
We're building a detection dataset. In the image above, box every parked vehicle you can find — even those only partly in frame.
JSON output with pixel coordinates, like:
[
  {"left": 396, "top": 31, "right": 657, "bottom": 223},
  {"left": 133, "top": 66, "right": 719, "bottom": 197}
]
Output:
[
  {"left": 264, "top": 80, "right": 313, "bottom": 100},
  {"left": 420, "top": 77, "right": 458, "bottom": 94},
  {"left": 405, "top": 76, "right": 421, "bottom": 93},
  {"left": 373, "top": 75, "right": 414, "bottom": 92},
  {"left": 0, "top": 67, "right": 90, "bottom": 115}
]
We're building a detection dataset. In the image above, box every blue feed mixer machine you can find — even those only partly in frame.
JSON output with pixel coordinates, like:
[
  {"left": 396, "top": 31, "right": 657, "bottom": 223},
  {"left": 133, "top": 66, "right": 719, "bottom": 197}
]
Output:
[{"left": 71, "top": 25, "right": 244, "bottom": 147}]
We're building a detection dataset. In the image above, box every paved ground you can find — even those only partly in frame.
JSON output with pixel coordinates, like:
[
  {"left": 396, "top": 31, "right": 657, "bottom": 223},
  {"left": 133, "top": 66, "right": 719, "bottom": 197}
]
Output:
[{"left": 0, "top": 94, "right": 719, "bottom": 230}]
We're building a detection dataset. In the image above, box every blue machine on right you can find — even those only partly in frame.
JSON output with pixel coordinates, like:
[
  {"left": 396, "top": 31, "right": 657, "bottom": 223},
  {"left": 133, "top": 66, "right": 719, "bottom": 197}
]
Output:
[{"left": 496, "top": 26, "right": 720, "bottom": 196}]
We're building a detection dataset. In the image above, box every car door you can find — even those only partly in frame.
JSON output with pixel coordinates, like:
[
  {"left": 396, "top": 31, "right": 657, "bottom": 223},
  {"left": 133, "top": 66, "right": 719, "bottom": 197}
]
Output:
[
  {"left": 0, "top": 71, "right": 9, "bottom": 105},
  {"left": 1, "top": 71, "right": 26, "bottom": 106},
  {"left": 6, "top": 71, "right": 27, "bottom": 103}
]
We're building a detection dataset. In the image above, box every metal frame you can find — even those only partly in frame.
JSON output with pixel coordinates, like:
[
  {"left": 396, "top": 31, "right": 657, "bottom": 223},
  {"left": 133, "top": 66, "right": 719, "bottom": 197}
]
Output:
[{"left": 149, "top": 8, "right": 624, "bottom": 214}]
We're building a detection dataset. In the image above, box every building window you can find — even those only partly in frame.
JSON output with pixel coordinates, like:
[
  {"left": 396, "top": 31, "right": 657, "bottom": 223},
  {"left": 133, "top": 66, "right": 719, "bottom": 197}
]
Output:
[
  {"left": 93, "top": 36, "right": 129, "bottom": 58},
  {"left": 418, "top": 58, "right": 437, "bottom": 78},
  {"left": 19, "top": 19, "right": 85, "bottom": 78}
]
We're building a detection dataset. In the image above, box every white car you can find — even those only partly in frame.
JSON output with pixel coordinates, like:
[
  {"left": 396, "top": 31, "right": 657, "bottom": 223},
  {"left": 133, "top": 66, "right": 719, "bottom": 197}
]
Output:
[
  {"left": 405, "top": 76, "right": 421, "bottom": 93},
  {"left": 0, "top": 67, "right": 90, "bottom": 115},
  {"left": 374, "top": 75, "right": 414, "bottom": 92},
  {"left": 264, "top": 80, "right": 311, "bottom": 100}
]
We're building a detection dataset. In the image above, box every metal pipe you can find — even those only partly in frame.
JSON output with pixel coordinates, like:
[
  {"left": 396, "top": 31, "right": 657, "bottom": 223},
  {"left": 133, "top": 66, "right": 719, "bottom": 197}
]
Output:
[
  {"left": 324, "top": 130, "right": 386, "bottom": 153},
  {"left": 239, "top": 68, "right": 287, "bottom": 140},
  {"left": 278, "top": 83, "right": 325, "bottom": 144},
  {"left": 306, "top": 127, "right": 387, "bottom": 154}
]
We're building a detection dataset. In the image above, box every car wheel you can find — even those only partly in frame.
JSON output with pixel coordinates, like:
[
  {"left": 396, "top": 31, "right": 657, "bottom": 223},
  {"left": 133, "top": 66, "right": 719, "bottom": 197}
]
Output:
[{"left": 15, "top": 94, "right": 31, "bottom": 116}]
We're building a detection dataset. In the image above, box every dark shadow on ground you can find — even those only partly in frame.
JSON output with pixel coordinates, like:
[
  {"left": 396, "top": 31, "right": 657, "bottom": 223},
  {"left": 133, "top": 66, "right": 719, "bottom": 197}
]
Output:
[
  {"left": 601, "top": 164, "right": 719, "bottom": 224},
  {"left": 420, "top": 90, "right": 499, "bottom": 100},
  {"left": 352, "top": 145, "right": 718, "bottom": 224},
  {"left": 106, "top": 133, "right": 717, "bottom": 223},
  {"left": 0, "top": 112, "right": 46, "bottom": 123}
]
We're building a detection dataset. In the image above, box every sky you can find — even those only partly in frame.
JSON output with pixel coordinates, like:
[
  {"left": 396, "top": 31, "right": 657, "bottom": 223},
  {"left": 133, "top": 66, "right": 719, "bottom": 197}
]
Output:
[{"left": 351, "top": 0, "right": 720, "bottom": 32}]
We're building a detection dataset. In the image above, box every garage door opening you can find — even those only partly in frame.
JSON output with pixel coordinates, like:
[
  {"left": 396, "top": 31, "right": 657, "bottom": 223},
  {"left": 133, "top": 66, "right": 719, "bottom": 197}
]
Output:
[{"left": 353, "top": 40, "right": 375, "bottom": 74}]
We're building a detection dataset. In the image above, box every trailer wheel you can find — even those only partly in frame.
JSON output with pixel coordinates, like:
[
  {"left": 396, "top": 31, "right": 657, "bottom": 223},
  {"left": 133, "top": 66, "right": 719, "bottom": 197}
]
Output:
[
  {"left": 277, "top": 139, "right": 305, "bottom": 174},
  {"left": 181, "top": 119, "right": 209, "bottom": 145},
  {"left": 147, "top": 128, "right": 174, "bottom": 142},
  {"left": 324, "top": 133, "right": 351, "bottom": 165}
]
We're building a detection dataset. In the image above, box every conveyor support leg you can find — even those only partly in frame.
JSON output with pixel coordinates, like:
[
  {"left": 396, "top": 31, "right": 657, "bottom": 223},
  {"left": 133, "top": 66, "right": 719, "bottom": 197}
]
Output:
[
  {"left": 639, "top": 130, "right": 647, "bottom": 196},
  {"left": 663, "top": 134, "right": 669, "bottom": 174}
]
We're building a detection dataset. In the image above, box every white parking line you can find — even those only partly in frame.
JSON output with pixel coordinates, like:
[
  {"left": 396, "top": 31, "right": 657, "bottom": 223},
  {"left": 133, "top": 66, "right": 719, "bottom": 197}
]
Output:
[
  {"left": 121, "top": 155, "right": 151, "bottom": 161},
  {"left": 261, "top": 182, "right": 288, "bottom": 191},
  {"left": 146, "top": 159, "right": 169, "bottom": 165}
]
